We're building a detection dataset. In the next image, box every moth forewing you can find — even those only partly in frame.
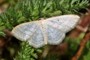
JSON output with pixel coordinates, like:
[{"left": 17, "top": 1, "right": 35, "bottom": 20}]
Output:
[
  {"left": 45, "top": 15, "right": 80, "bottom": 33},
  {"left": 11, "top": 21, "right": 39, "bottom": 41}
]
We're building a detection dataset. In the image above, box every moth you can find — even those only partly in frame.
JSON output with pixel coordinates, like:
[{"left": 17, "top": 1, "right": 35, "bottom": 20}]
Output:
[{"left": 11, "top": 15, "right": 80, "bottom": 48}]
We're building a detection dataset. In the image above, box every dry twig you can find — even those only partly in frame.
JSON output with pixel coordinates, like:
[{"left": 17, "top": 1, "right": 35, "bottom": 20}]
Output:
[{"left": 71, "top": 32, "right": 90, "bottom": 60}]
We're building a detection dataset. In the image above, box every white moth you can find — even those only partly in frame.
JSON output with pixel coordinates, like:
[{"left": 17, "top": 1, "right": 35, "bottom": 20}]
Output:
[{"left": 11, "top": 15, "right": 80, "bottom": 48}]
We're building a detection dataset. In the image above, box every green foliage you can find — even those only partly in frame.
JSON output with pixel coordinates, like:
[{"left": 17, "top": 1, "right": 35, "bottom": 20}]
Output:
[
  {"left": 14, "top": 42, "right": 42, "bottom": 60},
  {"left": 0, "top": 0, "right": 90, "bottom": 60}
]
